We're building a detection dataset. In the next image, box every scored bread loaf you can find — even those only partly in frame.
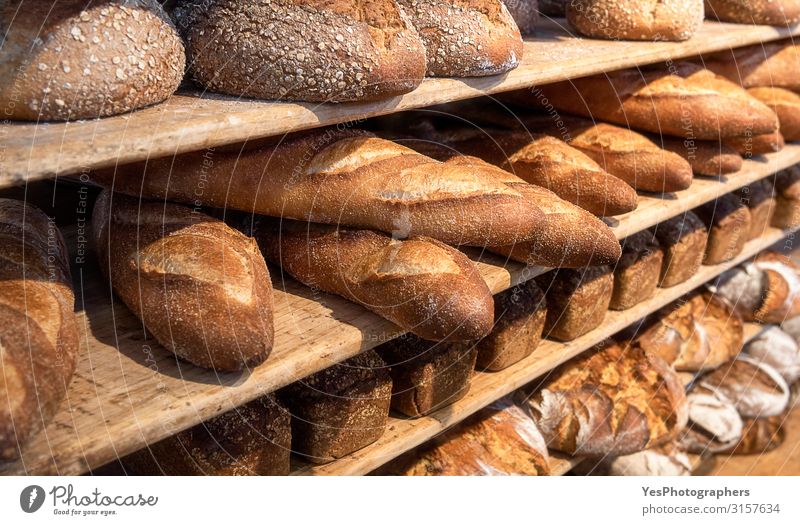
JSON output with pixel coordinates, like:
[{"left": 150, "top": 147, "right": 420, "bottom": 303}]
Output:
[
  {"left": 652, "top": 211, "right": 709, "bottom": 287},
  {"left": 92, "top": 191, "right": 275, "bottom": 371},
  {"left": 536, "top": 265, "right": 613, "bottom": 341},
  {"left": 679, "top": 385, "right": 744, "bottom": 454},
  {"left": 660, "top": 137, "right": 743, "bottom": 177},
  {"left": 0, "top": 199, "right": 79, "bottom": 459},
  {"left": 91, "top": 128, "right": 545, "bottom": 247},
  {"left": 705, "top": 0, "right": 800, "bottom": 25},
  {"left": 596, "top": 443, "right": 693, "bottom": 476},
  {"left": 748, "top": 87, "right": 800, "bottom": 142},
  {"left": 732, "top": 414, "right": 787, "bottom": 455},
  {"left": 505, "top": 0, "right": 540, "bottom": 34},
  {"left": 738, "top": 180, "right": 776, "bottom": 240},
  {"left": 745, "top": 326, "right": 800, "bottom": 384},
  {"left": 773, "top": 167, "right": 800, "bottom": 228},
  {"left": 173, "top": 0, "right": 426, "bottom": 102},
  {"left": 566, "top": 0, "right": 703, "bottom": 41},
  {"left": 699, "top": 356, "right": 791, "bottom": 418},
  {"left": 397, "top": 0, "right": 523, "bottom": 77},
  {"left": 703, "top": 41, "right": 800, "bottom": 92},
  {"left": 611, "top": 231, "right": 663, "bottom": 311},
  {"left": 753, "top": 251, "right": 800, "bottom": 323},
  {"left": 251, "top": 218, "right": 494, "bottom": 342},
  {"left": 0, "top": 0, "right": 185, "bottom": 121},
  {"left": 726, "top": 131, "right": 785, "bottom": 157},
  {"left": 695, "top": 194, "right": 752, "bottom": 265}
]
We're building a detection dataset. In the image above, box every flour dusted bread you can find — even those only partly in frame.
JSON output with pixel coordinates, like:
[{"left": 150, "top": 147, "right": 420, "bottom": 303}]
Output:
[
  {"left": 611, "top": 231, "right": 663, "bottom": 311},
  {"left": 679, "top": 385, "right": 744, "bottom": 454},
  {"left": 695, "top": 194, "right": 752, "bottom": 265},
  {"left": 745, "top": 326, "right": 800, "bottom": 384},
  {"left": 0, "top": 199, "right": 79, "bottom": 459},
  {"left": 653, "top": 211, "right": 709, "bottom": 287},
  {"left": 173, "top": 0, "right": 426, "bottom": 102},
  {"left": 704, "top": 41, "right": 800, "bottom": 92},
  {"left": 536, "top": 265, "right": 613, "bottom": 341},
  {"left": 601, "top": 443, "right": 693, "bottom": 476},
  {"left": 566, "top": 0, "right": 704, "bottom": 41},
  {"left": 773, "top": 167, "right": 800, "bottom": 229},
  {"left": 699, "top": 356, "right": 791, "bottom": 418},
  {"left": 92, "top": 191, "right": 275, "bottom": 371},
  {"left": 705, "top": 0, "right": 800, "bottom": 25},
  {"left": 0, "top": 0, "right": 185, "bottom": 121}
]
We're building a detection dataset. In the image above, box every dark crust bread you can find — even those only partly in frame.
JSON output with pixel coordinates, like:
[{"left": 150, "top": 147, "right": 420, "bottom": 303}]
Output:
[
  {"left": 739, "top": 179, "right": 776, "bottom": 240},
  {"left": 611, "top": 230, "right": 663, "bottom": 311},
  {"left": 695, "top": 193, "right": 752, "bottom": 265},
  {"left": 653, "top": 211, "right": 708, "bottom": 287},
  {"left": 773, "top": 168, "right": 800, "bottom": 229}
]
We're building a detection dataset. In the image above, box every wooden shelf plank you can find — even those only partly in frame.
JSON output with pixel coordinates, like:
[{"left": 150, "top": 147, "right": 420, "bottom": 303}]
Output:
[
  {"left": 295, "top": 227, "right": 795, "bottom": 476},
  {"left": 2, "top": 19, "right": 799, "bottom": 187}
]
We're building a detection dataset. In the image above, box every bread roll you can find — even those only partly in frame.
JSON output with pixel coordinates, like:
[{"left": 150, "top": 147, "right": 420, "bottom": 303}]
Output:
[
  {"left": 745, "top": 326, "right": 800, "bottom": 384},
  {"left": 695, "top": 194, "right": 752, "bottom": 265},
  {"left": 505, "top": 0, "right": 540, "bottom": 33},
  {"left": 773, "top": 167, "right": 800, "bottom": 229},
  {"left": 699, "top": 356, "right": 791, "bottom": 418},
  {"left": 611, "top": 231, "right": 663, "bottom": 311},
  {"left": 92, "top": 191, "right": 275, "bottom": 371},
  {"left": 251, "top": 218, "right": 494, "bottom": 342},
  {"left": 738, "top": 180, "right": 776, "bottom": 240},
  {"left": 726, "top": 130, "right": 785, "bottom": 157},
  {"left": 173, "top": 0, "right": 426, "bottom": 102},
  {"left": 748, "top": 87, "right": 800, "bottom": 142},
  {"left": 536, "top": 265, "right": 613, "bottom": 341},
  {"left": 0, "top": 0, "right": 184, "bottom": 121},
  {"left": 653, "top": 211, "right": 709, "bottom": 287},
  {"left": 0, "top": 199, "right": 79, "bottom": 459},
  {"left": 661, "top": 137, "right": 743, "bottom": 177},
  {"left": 397, "top": 0, "right": 523, "bottom": 77},
  {"left": 679, "top": 385, "right": 744, "bottom": 454},
  {"left": 705, "top": 0, "right": 800, "bottom": 25},
  {"left": 704, "top": 41, "right": 800, "bottom": 92},
  {"left": 566, "top": 0, "right": 703, "bottom": 41}
]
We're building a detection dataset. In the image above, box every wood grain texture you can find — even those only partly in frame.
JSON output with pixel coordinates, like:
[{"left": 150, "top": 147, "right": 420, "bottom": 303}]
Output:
[{"left": 2, "top": 20, "right": 800, "bottom": 188}]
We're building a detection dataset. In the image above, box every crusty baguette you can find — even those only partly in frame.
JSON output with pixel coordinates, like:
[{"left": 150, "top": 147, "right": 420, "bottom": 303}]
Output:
[
  {"left": 0, "top": 199, "right": 79, "bottom": 459},
  {"left": 522, "top": 62, "right": 779, "bottom": 140},
  {"left": 705, "top": 0, "right": 800, "bottom": 25},
  {"left": 703, "top": 41, "right": 800, "bottom": 92},
  {"left": 92, "top": 191, "right": 275, "bottom": 371},
  {"left": 566, "top": 0, "right": 703, "bottom": 42},
  {"left": 748, "top": 87, "right": 800, "bottom": 142},
  {"left": 659, "top": 137, "right": 743, "bottom": 176},
  {"left": 397, "top": 0, "right": 523, "bottom": 77},
  {"left": 0, "top": 0, "right": 184, "bottom": 121},
  {"left": 173, "top": 0, "right": 426, "bottom": 102},
  {"left": 251, "top": 218, "right": 494, "bottom": 341},
  {"left": 725, "top": 130, "right": 785, "bottom": 157},
  {"left": 90, "top": 128, "right": 545, "bottom": 247}
]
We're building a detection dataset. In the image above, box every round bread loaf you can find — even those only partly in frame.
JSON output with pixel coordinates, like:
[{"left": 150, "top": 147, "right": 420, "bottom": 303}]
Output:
[
  {"left": 605, "top": 444, "right": 692, "bottom": 476},
  {"left": 746, "top": 326, "right": 800, "bottom": 383},
  {"left": 0, "top": 0, "right": 185, "bottom": 121},
  {"left": 567, "top": 0, "right": 704, "bottom": 41},
  {"left": 699, "top": 356, "right": 791, "bottom": 418},
  {"left": 173, "top": 0, "right": 427, "bottom": 102},
  {"left": 680, "top": 385, "right": 744, "bottom": 454},
  {"left": 705, "top": 0, "right": 800, "bottom": 25}
]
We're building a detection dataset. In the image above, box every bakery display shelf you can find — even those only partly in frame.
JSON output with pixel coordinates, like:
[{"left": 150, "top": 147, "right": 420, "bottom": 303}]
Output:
[
  {"left": 294, "top": 227, "right": 796, "bottom": 476},
  {"left": 1, "top": 147, "right": 796, "bottom": 477},
  {"left": 2, "top": 19, "right": 800, "bottom": 188}
]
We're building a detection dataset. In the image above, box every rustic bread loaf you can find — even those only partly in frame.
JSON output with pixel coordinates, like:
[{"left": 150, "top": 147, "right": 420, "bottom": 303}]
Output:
[
  {"left": 773, "top": 167, "right": 800, "bottom": 228},
  {"left": 661, "top": 137, "right": 743, "bottom": 177},
  {"left": 0, "top": 0, "right": 185, "bottom": 121},
  {"left": 748, "top": 87, "right": 800, "bottom": 142},
  {"left": 123, "top": 395, "right": 291, "bottom": 475},
  {"left": 377, "top": 335, "right": 477, "bottom": 417},
  {"left": 91, "top": 128, "right": 546, "bottom": 248},
  {"left": 280, "top": 351, "right": 391, "bottom": 464},
  {"left": 92, "top": 191, "right": 274, "bottom": 371},
  {"left": 172, "top": 0, "right": 426, "bottom": 102},
  {"left": 732, "top": 414, "right": 787, "bottom": 455},
  {"left": 738, "top": 180, "right": 776, "bottom": 240},
  {"left": 705, "top": 0, "right": 800, "bottom": 25},
  {"left": 679, "top": 384, "right": 744, "bottom": 454},
  {"left": 712, "top": 264, "right": 769, "bottom": 322},
  {"left": 476, "top": 279, "right": 547, "bottom": 371},
  {"left": 783, "top": 315, "right": 800, "bottom": 343},
  {"left": 566, "top": 0, "right": 703, "bottom": 41},
  {"left": 652, "top": 211, "right": 709, "bottom": 287},
  {"left": 611, "top": 231, "right": 663, "bottom": 311},
  {"left": 602, "top": 443, "right": 693, "bottom": 476},
  {"left": 251, "top": 218, "right": 494, "bottom": 342},
  {"left": 0, "top": 199, "right": 79, "bottom": 459},
  {"left": 753, "top": 251, "right": 800, "bottom": 323},
  {"left": 695, "top": 194, "right": 752, "bottom": 265},
  {"left": 726, "top": 130, "right": 785, "bottom": 158},
  {"left": 536, "top": 265, "right": 613, "bottom": 341},
  {"left": 745, "top": 326, "right": 800, "bottom": 384},
  {"left": 524, "top": 340, "right": 688, "bottom": 456},
  {"left": 505, "top": 0, "right": 540, "bottom": 33},
  {"left": 704, "top": 41, "right": 800, "bottom": 92},
  {"left": 397, "top": 0, "right": 523, "bottom": 77},
  {"left": 699, "top": 356, "right": 791, "bottom": 418}
]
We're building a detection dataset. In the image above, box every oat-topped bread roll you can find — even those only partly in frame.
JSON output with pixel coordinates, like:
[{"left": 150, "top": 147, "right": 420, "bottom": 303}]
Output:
[
  {"left": 0, "top": 199, "right": 79, "bottom": 459},
  {"left": 524, "top": 340, "right": 688, "bottom": 456},
  {"left": 703, "top": 41, "right": 800, "bottom": 92},
  {"left": 252, "top": 218, "right": 494, "bottom": 342},
  {"left": 379, "top": 397, "right": 550, "bottom": 475},
  {"left": 699, "top": 356, "right": 791, "bottom": 418},
  {"left": 397, "top": 0, "right": 523, "bottom": 77},
  {"left": 705, "top": 0, "right": 800, "bottom": 25},
  {"left": 748, "top": 87, "right": 800, "bottom": 142},
  {"left": 92, "top": 191, "right": 274, "bottom": 371},
  {"left": 745, "top": 326, "right": 800, "bottom": 384},
  {"left": 695, "top": 194, "right": 752, "bottom": 265},
  {"left": 92, "top": 128, "right": 545, "bottom": 248},
  {"left": 773, "top": 167, "right": 800, "bottom": 229},
  {"left": 611, "top": 231, "right": 663, "bottom": 311},
  {"left": 660, "top": 137, "right": 742, "bottom": 177},
  {"left": 738, "top": 180, "right": 776, "bottom": 241},
  {"left": 679, "top": 384, "right": 744, "bottom": 454},
  {"left": 566, "top": 0, "right": 704, "bottom": 41},
  {"left": 529, "top": 63, "right": 779, "bottom": 141},
  {"left": 172, "top": 0, "right": 425, "bottom": 102},
  {"left": 123, "top": 395, "right": 291, "bottom": 475},
  {"left": 652, "top": 211, "right": 709, "bottom": 287},
  {"left": 505, "top": 0, "right": 540, "bottom": 34},
  {"left": 0, "top": 0, "right": 185, "bottom": 121},
  {"left": 726, "top": 130, "right": 785, "bottom": 157},
  {"left": 637, "top": 291, "right": 744, "bottom": 373},
  {"left": 536, "top": 265, "right": 613, "bottom": 341}
]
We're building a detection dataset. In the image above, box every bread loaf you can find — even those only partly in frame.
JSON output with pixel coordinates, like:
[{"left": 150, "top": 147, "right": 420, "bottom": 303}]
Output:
[
  {"left": 524, "top": 340, "right": 688, "bottom": 456},
  {"left": 652, "top": 211, "right": 709, "bottom": 287},
  {"left": 748, "top": 87, "right": 800, "bottom": 142},
  {"left": 505, "top": 0, "right": 540, "bottom": 33},
  {"left": 753, "top": 251, "right": 800, "bottom": 323},
  {"left": 704, "top": 41, "right": 800, "bottom": 92},
  {"left": 123, "top": 395, "right": 291, "bottom": 475},
  {"left": 695, "top": 194, "right": 752, "bottom": 265},
  {"left": 0, "top": 199, "right": 79, "bottom": 459},
  {"left": 378, "top": 335, "right": 477, "bottom": 417},
  {"left": 661, "top": 137, "right": 742, "bottom": 177},
  {"left": 745, "top": 326, "right": 800, "bottom": 384},
  {"left": 397, "top": 0, "right": 523, "bottom": 77},
  {"left": 0, "top": 0, "right": 184, "bottom": 121},
  {"left": 536, "top": 265, "right": 613, "bottom": 341},
  {"left": 705, "top": 0, "right": 800, "bottom": 25},
  {"left": 538, "top": 0, "right": 566, "bottom": 15},
  {"left": 173, "top": 0, "right": 426, "bottom": 102},
  {"left": 712, "top": 264, "right": 769, "bottom": 322},
  {"left": 732, "top": 414, "right": 786, "bottom": 455},
  {"left": 726, "top": 131, "right": 785, "bottom": 158},
  {"left": 92, "top": 191, "right": 274, "bottom": 371},
  {"left": 603, "top": 444, "right": 693, "bottom": 476},
  {"left": 679, "top": 385, "right": 744, "bottom": 454},
  {"left": 738, "top": 180, "right": 776, "bottom": 240},
  {"left": 280, "top": 351, "right": 391, "bottom": 464},
  {"left": 773, "top": 167, "right": 800, "bottom": 228},
  {"left": 699, "top": 356, "right": 791, "bottom": 418},
  {"left": 91, "top": 128, "right": 546, "bottom": 247},
  {"left": 611, "top": 231, "right": 663, "bottom": 311},
  {"left": 566, "top": 0, "right": 703, "bottom": 41},
  {"left": 251, "top": 218, "right": 494, "bottom": 342}
]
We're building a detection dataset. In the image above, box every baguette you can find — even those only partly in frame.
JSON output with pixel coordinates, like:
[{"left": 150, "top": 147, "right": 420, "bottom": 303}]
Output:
[
  {"left": 92, "top": 191, "right": 275, "bottom": 371},
  {"left": 566, "top": 0, "right": 703, "bottom": 41},
  {"left": 660, "top": 137, "right": 743, "bottom": 176},
  {"left": 90, "top": 128, "right": 545, "bottom": 247},
  {"left": 725, "top": 131, "right": 785, "bottom": 158},
  {"left": 705, "top": 0, "right": 800, "bottom": 25},
  {"left": 703, "top": 42, "right": 800, "bottom": 92},
  {"left": 748, "top": 87, "right": 800, "bottom": 142},
  {"left": 0, "top": 199, "right": 79, "bottom": 459},
  {"left": 251, "top": 218, "right": 494, "bottom": 341}
]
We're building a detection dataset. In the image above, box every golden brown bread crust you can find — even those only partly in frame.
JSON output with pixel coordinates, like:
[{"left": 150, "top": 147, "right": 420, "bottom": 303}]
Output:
[
  {"left": 0, "top": 199, "right": 79, "bottom": 459},
  {"left": 704, "top": 41, "right": 800, "bottom": 91},
  {"left": 738, "top": 180, "right": 776, "bottom": 240},
  {"left": 397, "top": 0, "right": 523, "bottom": 77},
  {"left": 0, "top": 0, "right": 184, "bottom": 121},
  {"left": 123, "top": 395, "right": 291, "bottom": 475},
  {"left": 253, "top": 218, "right": 494, "bottom": 341},
  {"left": 696, "top": 194, "right": 752, "bottom": 265},
  {"left": 731, "top": 414, "right": 786, "bottom": 455},
  {"left": 753, "top": 251, "right": 800, "bottom": 323},
  {"left": 725, "top": 130, "right": 785, "bottom": 158},
  {"left": 773, "top": 167, "right": 800, "bottom": 228},
  {"left": 92, "top": 191, "right": 274, "bottom": 371},
  {"left": 567, "top": 0, "right": 703, "bottom": 41},
  {"left": 700, "top": 356, "right": 791, "bottom": 418},
  {"left": 525, "top": 340, "right": 688, "bottom": 456},
  {"left": 660, "top": 137, "right": 742, "bottom": 177},
  {"left": 748, "top": 87, "right": 800, "bottom": 142},
  {"left": 536, "top": 265, "right": 613, "bottom": 341},
  {"left": 705, "top": 0, "right": 800, "bottom": 25},
  {"left": 610, "top": 231, "right": 663, "bottom": 311},
  {"left": 173, "top": 0, "right": 426, "bottom": 102},
  {"left": 652, "top": 211, "right": 708, "bottom": 287},
  {"left": 504, "top": 0, "right": 540, "bottom": 34}
]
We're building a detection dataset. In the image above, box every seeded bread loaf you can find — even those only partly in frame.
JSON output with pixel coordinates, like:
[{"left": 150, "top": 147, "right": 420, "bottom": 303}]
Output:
[
  {"left": 536, "top": 265, "right": 613, "bottom": 341},
  {"left": 566, "top": 0, "right": 703, "bottom": 41},
  {"left": 738, "top": 179, "right": 776, "bottom": 240},
  {"left": 611, "top": 231, "right": 663, "bottom": 311},
  {"left": 695, "top": 194, "right": 752, "bottom": 265},
  {"left": 652, "top": 211, "right": 709, "bottom": 287}
]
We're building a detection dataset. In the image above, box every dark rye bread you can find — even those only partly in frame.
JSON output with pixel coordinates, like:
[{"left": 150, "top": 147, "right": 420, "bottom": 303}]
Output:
[
  {"left": 611, "top": 231, "right": 663, "bottom": 311},
  {"left": 695, "top": 194, "right": 752, "bottom": 265},
  {"left": 536, "top": 265, "right": 613, "bottom": 341},
  {"left": 279, "top": 350, "right": 392, "bottom": 464},
  {"left": 566, "top": 0, "right": 704, "bottom": 41},
  {"left": 738, "top": 179, "right": 776, "bottom": 240},
  {"left": 397, "top": 0, "right": 523, "bottom": 77},
  {"left": 660, "top": 137, "right": 742, "bottom": 177},
  {"left": 0, "top": 0, "right": 185, "bottom": 121},
  {"left": 173, "top": 0, "right": 426, "bottom": 102},
  {"left": 652, "top": 211, "right": 708, "bottom": 287},
  {"left": 705, "top": 0, "right": 800, "bottom": 25}
]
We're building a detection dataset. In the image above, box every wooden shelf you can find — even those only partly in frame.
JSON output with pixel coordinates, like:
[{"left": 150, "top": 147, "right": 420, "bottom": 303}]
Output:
[
  {"left": 2, "top": 19, "right": 799, "bottom": 188},
  {"left": 294, "top": 227, "right": 795, "bottom": 476}
]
